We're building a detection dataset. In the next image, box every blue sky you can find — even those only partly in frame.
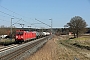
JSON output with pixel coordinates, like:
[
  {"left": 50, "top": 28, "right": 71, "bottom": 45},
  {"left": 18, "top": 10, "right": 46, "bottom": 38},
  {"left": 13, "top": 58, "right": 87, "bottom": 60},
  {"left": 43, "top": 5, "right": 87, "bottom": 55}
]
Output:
[{"left": 0, "top": 0, "right": 90, "bottom": 28}]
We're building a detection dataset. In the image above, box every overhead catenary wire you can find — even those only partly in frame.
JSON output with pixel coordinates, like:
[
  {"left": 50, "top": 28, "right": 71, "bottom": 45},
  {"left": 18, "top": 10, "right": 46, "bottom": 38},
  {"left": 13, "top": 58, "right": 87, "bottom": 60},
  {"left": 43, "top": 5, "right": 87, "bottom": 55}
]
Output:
[
  {"left": 0, "top": 19, "right": 10, "bottom": 22},
  {"left": 0, "top": 5, "right": 51, "bottom": 28},
  {"left": 0, "top": 5, "right": 25, "bottom": 18},
  {"left": 0, "top": 10, "right": 33, "bottom": 27},
  {"left": 0, "top": 10, "right": 21, "bottom": 20},
  {"left": 0, "top": 10, "right": 14, "bottom": 18},
  {"left": 35, "top": 18, "right": 51, "bottom": 27}
]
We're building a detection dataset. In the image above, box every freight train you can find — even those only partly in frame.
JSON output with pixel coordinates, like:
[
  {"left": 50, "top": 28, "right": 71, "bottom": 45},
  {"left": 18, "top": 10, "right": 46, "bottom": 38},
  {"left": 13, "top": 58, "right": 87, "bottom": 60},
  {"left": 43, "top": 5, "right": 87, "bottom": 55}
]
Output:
[{"left": 15, "top": 30, "right": 50, "bottom": 43}]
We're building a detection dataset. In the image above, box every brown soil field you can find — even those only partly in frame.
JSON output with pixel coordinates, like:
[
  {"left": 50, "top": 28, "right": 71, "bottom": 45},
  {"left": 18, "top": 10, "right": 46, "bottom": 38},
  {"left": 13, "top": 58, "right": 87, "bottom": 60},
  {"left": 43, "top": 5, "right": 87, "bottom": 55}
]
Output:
[{"left": 25, "top": 35, "right": 90, "bottom": 60}]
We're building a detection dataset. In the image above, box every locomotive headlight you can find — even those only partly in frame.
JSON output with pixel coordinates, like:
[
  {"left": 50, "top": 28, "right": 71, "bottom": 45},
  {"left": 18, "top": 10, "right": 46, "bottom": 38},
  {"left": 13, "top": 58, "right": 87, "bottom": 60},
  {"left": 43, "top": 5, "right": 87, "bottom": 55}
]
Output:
[
  {"left": 21, "top": 36, "right": 23, "bottom": 38},
  {"left": 16, "top": 36, "right": 18, "bottom": 38}
]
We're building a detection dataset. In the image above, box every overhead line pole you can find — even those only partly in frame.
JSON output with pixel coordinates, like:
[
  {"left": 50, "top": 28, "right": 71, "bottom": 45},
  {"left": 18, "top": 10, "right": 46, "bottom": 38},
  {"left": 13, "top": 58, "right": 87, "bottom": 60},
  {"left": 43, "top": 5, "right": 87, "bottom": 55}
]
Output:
[
  {"left": 49, "top": 19, "right": 52, "bottom": 34},
  {"left": 11, "top": 18, "right": 14, "bottom": 40}
]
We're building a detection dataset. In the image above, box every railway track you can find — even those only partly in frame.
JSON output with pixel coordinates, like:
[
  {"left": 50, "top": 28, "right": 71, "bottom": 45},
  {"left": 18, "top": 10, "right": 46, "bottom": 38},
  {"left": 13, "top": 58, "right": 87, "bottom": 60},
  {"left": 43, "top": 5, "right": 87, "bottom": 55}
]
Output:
[
  {"left": 0, "top": 36, "right": 48, "bottom": 52},
  {"left": 0, "top": 44, "right": 19, "bottom": 52},
  {"left": 0, "top": 36, "right": 50, "bottom": 60},
  {"left": 0, "top": 46, "right": 5, "bottom": 49}
]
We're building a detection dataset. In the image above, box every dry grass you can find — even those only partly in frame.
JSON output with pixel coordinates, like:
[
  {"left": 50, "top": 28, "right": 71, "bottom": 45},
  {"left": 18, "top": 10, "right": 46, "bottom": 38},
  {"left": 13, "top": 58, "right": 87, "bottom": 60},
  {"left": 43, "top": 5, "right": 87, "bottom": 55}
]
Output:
[
  {"left": 57, "top": 43, "right": 89, "bottom": 60},
  {"left": 26, "top": 36, "right": 59, "bottom": 60},
  {"left": 58, "top": 35, "right": 90, "bottom": 60},
  {"left": 68, "top": 36, "right": 90, "bottom": 46},
  {"left": 25, "top": 35, "right": 90, "bottom": 60},
  {"left": 0, "top": 39, "right": 15, "bottom": 45}
]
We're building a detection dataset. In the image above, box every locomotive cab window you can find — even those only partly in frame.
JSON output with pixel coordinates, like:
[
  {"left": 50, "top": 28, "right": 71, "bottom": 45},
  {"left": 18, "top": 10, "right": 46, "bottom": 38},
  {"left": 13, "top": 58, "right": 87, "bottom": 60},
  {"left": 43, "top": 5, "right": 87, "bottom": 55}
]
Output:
[
  {"left": 19, "top": 32, "right": 23, "bottom": 35},
  {"left": 16, "top": 32, "right": 23, "bottom": 35},
  {"left": 16, "top": 32, "right": 19, "bottom": 35}
]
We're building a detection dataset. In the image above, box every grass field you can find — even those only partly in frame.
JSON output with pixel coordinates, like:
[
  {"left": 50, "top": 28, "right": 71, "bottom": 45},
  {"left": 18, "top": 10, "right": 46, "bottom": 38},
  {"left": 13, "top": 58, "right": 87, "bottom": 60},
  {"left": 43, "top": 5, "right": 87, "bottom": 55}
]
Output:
[
  {"left": 66, "top": 35, "right": 90, "bottom": 47},
  {"left": 26, "top": 35, "right": 90, "bottom": 60},
  {"left": 0, "top": 38, "right": 15, "bottom": 45}
]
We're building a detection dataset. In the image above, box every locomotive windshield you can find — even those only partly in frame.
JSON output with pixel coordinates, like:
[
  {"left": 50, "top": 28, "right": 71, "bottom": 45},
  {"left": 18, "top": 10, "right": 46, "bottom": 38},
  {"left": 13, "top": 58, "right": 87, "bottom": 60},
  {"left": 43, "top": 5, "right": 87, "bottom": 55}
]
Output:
[{"left": 16, "top": 32, "right": 23, "bottom": 35}]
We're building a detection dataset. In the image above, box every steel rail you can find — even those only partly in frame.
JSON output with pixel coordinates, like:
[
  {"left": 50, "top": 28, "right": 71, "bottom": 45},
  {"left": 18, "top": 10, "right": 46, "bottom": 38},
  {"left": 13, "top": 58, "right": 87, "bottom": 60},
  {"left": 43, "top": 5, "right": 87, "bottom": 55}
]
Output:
[{"left": 0, "top": 36, "right": 49, "bottom": 60}]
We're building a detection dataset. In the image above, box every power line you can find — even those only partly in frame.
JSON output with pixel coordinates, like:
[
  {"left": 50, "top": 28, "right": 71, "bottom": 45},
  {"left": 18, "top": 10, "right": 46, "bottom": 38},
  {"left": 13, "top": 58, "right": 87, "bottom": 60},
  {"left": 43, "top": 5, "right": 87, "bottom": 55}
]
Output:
[
  {"left": 0, "top": 10, "right": 14, "bottom": 17},
  {"left": 0, "top": 10, "right": 27, "bottom": 25},
  {"left": 0, "top": 5, "right": 51, "bottom": 28},
  {"left": 0, "top": 10, "right": 21, "bottom": 19},
  {"left": 0, "top": 19, "right": 10, "bottom": 22},
  {"left": 35, "top": 18, "right": 51, "bottom": 27},
  {"left": 12, "top": 18, "right": 22, "bottom": 25},
  {"left": 0, "top": 5, "right": 25, "bottom": 18},
  {"left": 0, "top": 14, "right": 7, "bottom": 17},
  {"left": 0, "top": 5, "right": 50, "bottom": 26}
]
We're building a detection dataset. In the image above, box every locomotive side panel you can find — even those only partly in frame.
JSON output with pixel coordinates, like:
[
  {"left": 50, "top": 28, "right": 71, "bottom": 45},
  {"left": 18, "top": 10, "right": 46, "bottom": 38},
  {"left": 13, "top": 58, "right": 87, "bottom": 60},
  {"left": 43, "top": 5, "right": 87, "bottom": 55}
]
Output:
[{"left": 32, "top": 32, "right": 36, "bottom": 39}]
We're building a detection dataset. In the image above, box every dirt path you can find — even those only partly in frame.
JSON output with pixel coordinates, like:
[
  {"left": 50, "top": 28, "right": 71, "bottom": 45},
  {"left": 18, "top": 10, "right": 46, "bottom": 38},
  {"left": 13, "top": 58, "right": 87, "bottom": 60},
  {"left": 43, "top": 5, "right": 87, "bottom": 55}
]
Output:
[{"left": 26, "top": 36, "right": 58, "bottom": 60}]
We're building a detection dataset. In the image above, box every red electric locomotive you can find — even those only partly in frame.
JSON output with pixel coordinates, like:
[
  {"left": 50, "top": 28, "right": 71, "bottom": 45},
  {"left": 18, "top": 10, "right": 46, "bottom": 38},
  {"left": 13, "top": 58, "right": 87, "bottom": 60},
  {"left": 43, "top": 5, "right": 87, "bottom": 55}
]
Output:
[{"left": 15, "top": 30, "right": 36, "bottom": 42}]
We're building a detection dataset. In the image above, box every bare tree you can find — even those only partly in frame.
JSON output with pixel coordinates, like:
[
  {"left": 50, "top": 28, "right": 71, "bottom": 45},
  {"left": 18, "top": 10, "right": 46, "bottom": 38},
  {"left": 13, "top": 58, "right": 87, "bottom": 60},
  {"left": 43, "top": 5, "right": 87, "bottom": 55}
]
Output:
[{"left": 66, "top": 16, "right": 87, "bottom": 38}]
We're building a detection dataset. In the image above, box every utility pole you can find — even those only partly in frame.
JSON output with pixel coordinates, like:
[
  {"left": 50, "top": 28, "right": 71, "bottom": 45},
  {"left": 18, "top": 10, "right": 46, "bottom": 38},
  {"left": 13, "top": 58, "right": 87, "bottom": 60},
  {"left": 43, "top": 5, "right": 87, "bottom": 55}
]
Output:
[
  {"left": 11, "top": 18, "right": 14, "bottom": 40},
  {"left": 49, "top": 19, "right": 52, "bottom": 34}
]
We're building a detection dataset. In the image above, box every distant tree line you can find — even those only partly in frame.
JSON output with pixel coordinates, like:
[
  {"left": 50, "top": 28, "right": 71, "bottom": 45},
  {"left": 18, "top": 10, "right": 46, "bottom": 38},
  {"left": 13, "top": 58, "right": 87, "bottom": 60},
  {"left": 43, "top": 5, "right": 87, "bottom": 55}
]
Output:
[
  {"left": 0, "top": 25, "right": 15, "bottom": 28},
  {"left": 0, "top": 15, "right": 89, "bottom": 38}
]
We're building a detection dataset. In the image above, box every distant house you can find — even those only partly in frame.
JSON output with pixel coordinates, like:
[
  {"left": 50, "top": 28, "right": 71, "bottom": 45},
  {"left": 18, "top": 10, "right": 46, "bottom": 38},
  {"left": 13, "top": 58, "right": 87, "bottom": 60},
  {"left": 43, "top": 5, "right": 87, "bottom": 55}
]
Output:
[
  {"left": 0, "top": 35, "right": 8, "bottom": 38},
  {"left": 69, "top": 32, "right": 73, "bottom": 35}
]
